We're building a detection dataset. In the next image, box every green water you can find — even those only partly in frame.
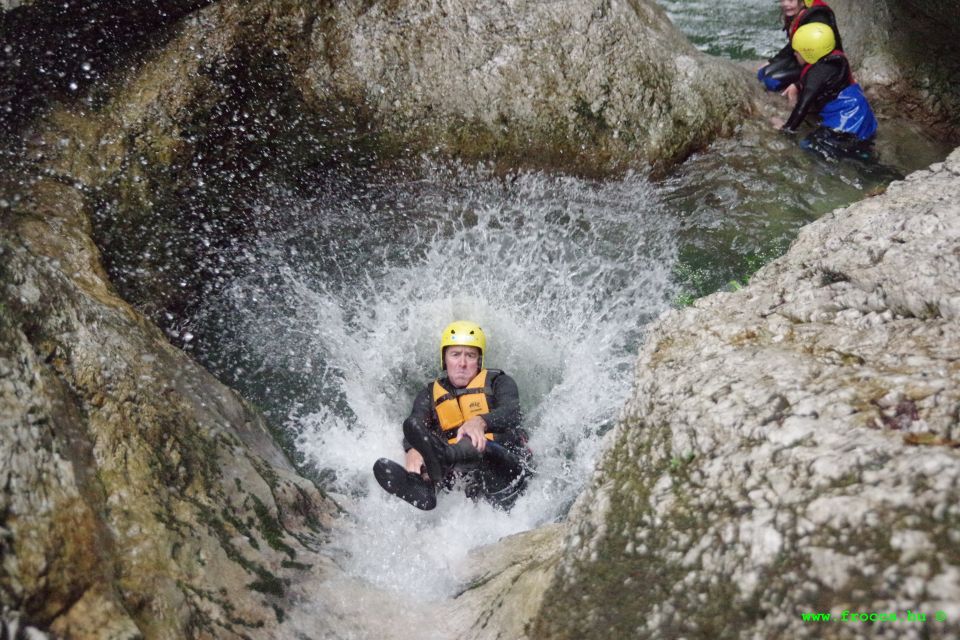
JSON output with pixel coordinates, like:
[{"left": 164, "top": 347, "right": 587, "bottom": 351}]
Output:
[
  {"left": 655, "top": 0, "right": 955, "bottom": 300},
  {"left": 657, "top": 0, "right": 786, "bottom": 60},
  {"left": 660, "top": 117, "right": 953, "bottom": 299}
]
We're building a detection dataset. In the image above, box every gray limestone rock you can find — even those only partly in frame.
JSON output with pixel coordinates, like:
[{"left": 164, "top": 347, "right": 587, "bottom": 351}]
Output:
[
  {"left": 303, "top": 0, "right": 753, "bottom": 174},
  {"left": 0, "top": 181, "right": 340, "bottom": 636},
  {"left": 830, "top": 0, "right": 960, "bottom": 138},
  {"left": 529, "top": 150, "right": 960, "bottom": 639}
]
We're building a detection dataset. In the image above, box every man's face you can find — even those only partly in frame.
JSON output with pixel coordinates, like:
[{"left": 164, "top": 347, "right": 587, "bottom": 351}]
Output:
[{"left": 444, "top": 346, "right": 481, "bottom": 388}]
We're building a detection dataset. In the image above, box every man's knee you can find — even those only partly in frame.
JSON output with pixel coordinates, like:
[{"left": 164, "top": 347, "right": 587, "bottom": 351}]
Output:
[{"left": 402, "top": 417, "right": 427, "bottom": 442}]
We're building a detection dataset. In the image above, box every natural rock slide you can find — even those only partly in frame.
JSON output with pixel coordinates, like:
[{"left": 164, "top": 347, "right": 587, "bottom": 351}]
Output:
[{"left": 2, "top": 0, "right": 959, "bottom": 638}]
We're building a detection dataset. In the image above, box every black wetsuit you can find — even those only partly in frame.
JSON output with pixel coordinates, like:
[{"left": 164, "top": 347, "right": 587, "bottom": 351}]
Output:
[
  {"left": 760, "top": 3, "right": 843, "bottom": 91},
  {"left": 782, "top": 52, "right": 875, "bottom": 159},
  {"left": 402, "top": 370, "right": 531, "bottom": 509}
]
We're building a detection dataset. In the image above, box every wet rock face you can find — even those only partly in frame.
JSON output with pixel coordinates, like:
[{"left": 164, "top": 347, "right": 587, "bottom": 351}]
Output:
[
  {"left": 309, "top": 0, "right": 753, "bottom": 175},
  {"left": 7, "top": 0, "right": 756, "bottom": 374},
  {"left": 0, "top": 182, "right": 340, "bottom": 636},
  {"left": 0, "top": 0, "right": 215, "bottom": 137},
  {"left": 831, "top": 0, "right": 960, "bottom": 138},
  {"left": 530, "top": 149, "right": 960, "bottom": 639}
]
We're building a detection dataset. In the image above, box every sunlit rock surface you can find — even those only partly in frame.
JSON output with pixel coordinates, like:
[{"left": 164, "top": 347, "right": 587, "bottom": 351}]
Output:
[
  {"left": 446, "top": 523, "right": 567, "bottom": 640},
  {"left": 831, "top": 0, "right": 960, "bottom": 138},
  {"left": 0, "top": 183, "right": 340, "bottom": 636},
  {"left": 529, "top": 149, "right": 960, "bottom": 639}
]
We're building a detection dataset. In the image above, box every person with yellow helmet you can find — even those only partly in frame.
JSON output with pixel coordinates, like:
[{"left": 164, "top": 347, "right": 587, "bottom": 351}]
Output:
[
  {"left": 773, "top": 22, "right": 877, "bottom": 160},
  {"left": 788, "top": 0, "right": 843, "bottom": 50},
  {"left": 758, "top": 0, "right": 843, "bottom": 93},
  {"left": 373, "top": 321, "right": 531, "bottom": 510}
]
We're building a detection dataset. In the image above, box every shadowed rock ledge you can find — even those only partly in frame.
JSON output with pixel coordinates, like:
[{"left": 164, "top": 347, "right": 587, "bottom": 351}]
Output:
[{"left": 1, "top": 184, "right": 340, "bottom": 636}]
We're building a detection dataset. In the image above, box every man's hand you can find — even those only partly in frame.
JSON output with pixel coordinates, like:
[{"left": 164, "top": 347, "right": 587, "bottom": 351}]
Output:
[
  {"left": 404, "top": 448, "right": 425, "bottom": 475},
  {"left": 457, "top": 417, "right": 488, "bottom": 453}
]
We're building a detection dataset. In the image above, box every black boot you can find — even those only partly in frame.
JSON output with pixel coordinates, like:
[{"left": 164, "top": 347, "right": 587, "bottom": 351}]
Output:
[{"left": 373, "top": 458, "right": 437, "bottom": 510}]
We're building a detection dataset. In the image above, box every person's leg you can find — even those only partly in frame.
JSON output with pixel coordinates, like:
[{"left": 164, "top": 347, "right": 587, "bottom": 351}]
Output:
[
  {"left": 402, "top": 419, "right": 449, "bottom": 484},
  {"left": 836, "top": 135, "right": 875, "bottom": 162},
  {"left": 443, "top": 437, "right": 482, "bottom": 464},
  {"left": 802, "top": 127, "right": 874, "bottom": 162},
  {"left": 800, "top": 127, "right": 838, "bottom": 161},
  {"left": 476, "top": 442, "right": 531, "bottom": 511}
]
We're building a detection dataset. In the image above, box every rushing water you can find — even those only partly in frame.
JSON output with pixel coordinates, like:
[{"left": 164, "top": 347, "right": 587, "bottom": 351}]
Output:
[
  {"left": 191, "top": 165, "right": 678, "bottom": 597},
  {"left": 658, "top": 0, "right": 786, "bottom": 60},
  {"left": 181, "top": 0, "right": 955, "bottom": 611}
]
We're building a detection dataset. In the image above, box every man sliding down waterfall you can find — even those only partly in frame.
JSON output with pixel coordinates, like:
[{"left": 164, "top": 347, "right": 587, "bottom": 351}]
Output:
[{"left": 373, "top": 321, "right": 532, "bottom": 510}]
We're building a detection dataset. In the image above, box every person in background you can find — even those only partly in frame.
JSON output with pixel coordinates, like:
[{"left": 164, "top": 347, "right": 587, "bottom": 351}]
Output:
[
  {"left": 771, "top": 22, "right": 877, "bottom": 161},
  {"left": 758, "top": 0, "right": 843, "bottom": 94},
  {"left": 373, "top": 321, "right": 531, "bottom": 511},
  {"left": 757, "top": 0, "right": 805, "bottom": 92}
]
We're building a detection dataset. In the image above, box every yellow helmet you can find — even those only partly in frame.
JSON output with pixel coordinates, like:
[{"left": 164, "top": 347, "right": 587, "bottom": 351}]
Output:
[
  {"left": 440, "top": 320, "right": 485, "bottom": 369},
  {"left": 803, "top": 0, "right": 814, "bottom": 6},
  {"left": 792, "top": 22, "right": 836, "bottom": 64}
]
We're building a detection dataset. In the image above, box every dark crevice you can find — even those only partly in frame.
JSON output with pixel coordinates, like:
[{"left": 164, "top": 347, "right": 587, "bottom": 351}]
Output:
[{"left": 0, "top": 0, "right": 215, "bottom": 139}]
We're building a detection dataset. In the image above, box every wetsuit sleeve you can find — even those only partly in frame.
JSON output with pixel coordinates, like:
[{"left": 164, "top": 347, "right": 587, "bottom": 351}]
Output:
[
  {"left": 402, "top": 385, "right": 436, "bottom": 451},
  {"left": 782, "top": 59, "right": 846, "bottom": 133},
  {"left": 479, "top": 373, "right": 522, "bottom": 434},
  {"left": 769, "top": 42, "right": 794, "bottom": 64}
]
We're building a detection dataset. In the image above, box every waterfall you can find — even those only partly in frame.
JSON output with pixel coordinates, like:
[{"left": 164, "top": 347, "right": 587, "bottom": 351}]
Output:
[{"left": 190, "top": 162, "right": 679, "bottom": 597}]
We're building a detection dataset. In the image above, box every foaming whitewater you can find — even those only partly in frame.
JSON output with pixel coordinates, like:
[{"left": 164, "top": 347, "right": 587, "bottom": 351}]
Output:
[
  {"left": 657, "top": 0, "right": 784, "bottom": 59},
  {"left": 191, "top": 163, "right": 678, "bottom": 600}
]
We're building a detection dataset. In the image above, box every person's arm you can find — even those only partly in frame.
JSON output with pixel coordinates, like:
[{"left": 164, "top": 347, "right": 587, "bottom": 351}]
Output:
[
  {"left": 456, "top": 373, "right": 522, "bottom": 453},
  {"left": 782, "top": 61, "right": 842, "bottom": 133},
  {"left": 477, "top": 373, "right": 522, "bottom": 433},
  {"left": 402, "top": 386, "right": 435, "bottom": 451},
  {"left": 401, "top": 385, "right": 435, "bottom": 473},
  {"left": 769, "top": 42, "right": 794, "bottom": 65}
]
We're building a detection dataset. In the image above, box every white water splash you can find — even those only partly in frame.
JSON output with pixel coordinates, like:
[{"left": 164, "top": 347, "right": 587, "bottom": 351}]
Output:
[{"left": 193, "top": 164, "right": 678, "bottom": 599}]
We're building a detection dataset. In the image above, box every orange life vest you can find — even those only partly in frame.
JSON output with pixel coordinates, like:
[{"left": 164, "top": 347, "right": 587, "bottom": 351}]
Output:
[{"left": 433, "top": 369, "right": 497, "bottom": 444}]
